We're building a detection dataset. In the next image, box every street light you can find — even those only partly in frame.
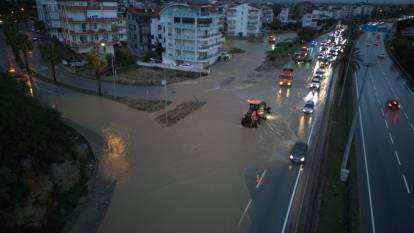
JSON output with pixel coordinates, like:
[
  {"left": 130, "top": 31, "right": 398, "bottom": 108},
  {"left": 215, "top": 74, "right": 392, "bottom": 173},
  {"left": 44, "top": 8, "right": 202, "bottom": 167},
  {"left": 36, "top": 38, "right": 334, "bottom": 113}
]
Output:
[{"left": 99, "top": 41, "right": 117, "bottom": 97}]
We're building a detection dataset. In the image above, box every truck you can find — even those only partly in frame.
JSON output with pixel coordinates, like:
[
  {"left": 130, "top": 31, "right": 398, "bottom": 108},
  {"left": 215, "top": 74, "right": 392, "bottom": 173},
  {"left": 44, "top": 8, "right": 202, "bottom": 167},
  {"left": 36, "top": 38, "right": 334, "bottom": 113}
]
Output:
[
  {"left": 293, "top": 46, "right": 313, "bottom": 63},
  {"left": 279, "top": 68, "right": 294, "bottom": 86}
]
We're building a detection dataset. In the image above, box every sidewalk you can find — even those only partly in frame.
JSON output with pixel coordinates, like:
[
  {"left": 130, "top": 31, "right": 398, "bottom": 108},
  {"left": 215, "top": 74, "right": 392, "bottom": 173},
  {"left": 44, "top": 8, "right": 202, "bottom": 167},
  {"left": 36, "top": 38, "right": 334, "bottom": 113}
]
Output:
[{"left": 29, "top": 45, "right": 164, "bottom": 100}]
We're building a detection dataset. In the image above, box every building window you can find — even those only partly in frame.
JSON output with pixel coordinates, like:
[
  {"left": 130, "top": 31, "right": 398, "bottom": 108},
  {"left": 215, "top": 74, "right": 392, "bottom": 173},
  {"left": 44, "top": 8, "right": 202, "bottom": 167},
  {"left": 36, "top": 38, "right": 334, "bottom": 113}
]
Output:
[
  {"left": 174, "top": 17, "right": 180, "bottom": 23},
  {"left": 182, "top": 17, "right": 195, "bottom": 24}
]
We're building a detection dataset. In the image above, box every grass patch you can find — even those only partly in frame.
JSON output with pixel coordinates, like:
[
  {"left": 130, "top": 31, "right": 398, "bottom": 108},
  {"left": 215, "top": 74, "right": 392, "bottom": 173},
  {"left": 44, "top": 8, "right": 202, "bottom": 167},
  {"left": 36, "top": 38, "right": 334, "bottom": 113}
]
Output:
[
  {"left": 317, "top": 71, "right": 359, "bottom": 233},
  {"left": 108, "top": 96, "right": 172, "bottom": 113},
  {"left": 227, "top": 47, "right": 246, "bottom": 54},
  {"left": 155, "top": 101, "right": 206, "bottom": 127}
]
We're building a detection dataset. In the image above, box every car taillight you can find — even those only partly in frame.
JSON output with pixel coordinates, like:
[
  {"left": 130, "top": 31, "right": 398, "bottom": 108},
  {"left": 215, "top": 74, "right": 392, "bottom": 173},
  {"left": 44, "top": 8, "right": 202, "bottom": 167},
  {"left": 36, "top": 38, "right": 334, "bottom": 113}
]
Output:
[{"left": 388, "top": 103, "right": 392, "bottom": 107}]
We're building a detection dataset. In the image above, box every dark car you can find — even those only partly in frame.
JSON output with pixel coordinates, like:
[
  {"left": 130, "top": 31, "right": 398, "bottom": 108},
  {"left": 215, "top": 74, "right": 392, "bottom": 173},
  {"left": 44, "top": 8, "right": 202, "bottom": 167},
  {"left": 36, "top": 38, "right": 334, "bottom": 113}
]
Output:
[
  {"left": 289, "top": 142, "right": 308, "bottom": 163},
  {"left": 386, "top": 100, "right": 400, "bottom": 111}
]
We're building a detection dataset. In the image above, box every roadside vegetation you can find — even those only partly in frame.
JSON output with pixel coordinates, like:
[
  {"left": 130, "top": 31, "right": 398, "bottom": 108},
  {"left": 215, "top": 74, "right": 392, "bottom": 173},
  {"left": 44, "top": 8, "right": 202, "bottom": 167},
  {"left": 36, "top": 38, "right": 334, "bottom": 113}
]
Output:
[
  {"left": 0, "top": 74, "right": 95, "bottom": 233},
  {"left": 388, "top": 19, "right": 414, "bottom": 78},
  {"left": 227, "top": 47, "right": 246, "bottom": 54},
  {"left": 317, "top": 24, "right": 361, "bottom": 233}
]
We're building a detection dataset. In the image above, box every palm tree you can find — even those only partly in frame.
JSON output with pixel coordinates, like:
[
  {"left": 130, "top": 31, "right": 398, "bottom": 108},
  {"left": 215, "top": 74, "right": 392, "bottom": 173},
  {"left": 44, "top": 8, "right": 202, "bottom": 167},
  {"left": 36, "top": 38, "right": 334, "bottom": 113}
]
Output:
[
  {"left": 38, "top": 41, "right": 60, "bottom": 83},
  {"left": 334, "top": 43, "right": 362, "bottom": 106},
  {"left": 87, "top": 49, "right": 108, "bottom": 96}
]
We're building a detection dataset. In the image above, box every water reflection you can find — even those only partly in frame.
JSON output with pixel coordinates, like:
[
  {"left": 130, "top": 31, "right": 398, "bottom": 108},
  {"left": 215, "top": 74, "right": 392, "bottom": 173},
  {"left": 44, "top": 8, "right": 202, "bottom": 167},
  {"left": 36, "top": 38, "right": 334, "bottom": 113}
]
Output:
[
  {"left": 276, "top": 88, "right": 290, "bottom": 105},
  {"left": 102, "top": 129, "right": 128, "bottom": 181}
]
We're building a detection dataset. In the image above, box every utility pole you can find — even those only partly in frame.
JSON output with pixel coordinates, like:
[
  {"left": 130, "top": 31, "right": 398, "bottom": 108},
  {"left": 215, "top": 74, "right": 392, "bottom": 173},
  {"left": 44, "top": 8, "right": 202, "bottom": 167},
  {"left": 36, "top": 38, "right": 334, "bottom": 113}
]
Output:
[
  {"left": 340, "top": 62, "right": 372, "bottom": 182},
  {"left": 163, "top": 69, "right": 168, "bottom": 126}
]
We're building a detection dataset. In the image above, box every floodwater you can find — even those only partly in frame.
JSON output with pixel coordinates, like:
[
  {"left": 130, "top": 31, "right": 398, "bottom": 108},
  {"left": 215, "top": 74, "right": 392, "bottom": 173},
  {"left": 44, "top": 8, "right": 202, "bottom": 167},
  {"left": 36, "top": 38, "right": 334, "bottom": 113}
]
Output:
[{"left": 39, "top": 34, "right": 326, "bottom": 233}]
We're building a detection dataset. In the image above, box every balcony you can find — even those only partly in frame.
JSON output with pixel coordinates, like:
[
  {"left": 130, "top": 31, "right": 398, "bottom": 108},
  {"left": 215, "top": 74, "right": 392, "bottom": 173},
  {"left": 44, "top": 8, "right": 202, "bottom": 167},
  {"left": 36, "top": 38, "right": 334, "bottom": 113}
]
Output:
[
  {"left": 61, "top": 16, "right": 118, "bottom": 24},
  {"left": 198, "top": 42, "right": 222, "bottom": 51},
  {"left": 198, "top": 33, "right": 222, "bottom": 40},
  {"left": 197, "top": 52, "right": 219, "bottom": 61}
]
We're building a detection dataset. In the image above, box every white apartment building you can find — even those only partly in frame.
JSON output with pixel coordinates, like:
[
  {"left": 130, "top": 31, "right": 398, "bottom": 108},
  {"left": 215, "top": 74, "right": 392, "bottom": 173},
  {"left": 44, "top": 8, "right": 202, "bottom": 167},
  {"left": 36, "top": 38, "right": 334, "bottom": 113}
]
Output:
[
  {"left": 35, "top": 0, "right": 62, "bottom": 40},
  {"left": 226, "top": 3, "right": 262, "bottom": 37},
  {"left": 302, "top": 14, "right": 316, "bottom": 28},
  {"left": 277, "top": 7, "right": 290, "bottom": 25},
  {"left": 158, "top": 3, "right": 225, "bottom": 69},
  {"left": 58, "top": 0, "right": 119, "bottom": 55},
  {"left": 261, "top": 6, "right": 274, "bottom": 24}
]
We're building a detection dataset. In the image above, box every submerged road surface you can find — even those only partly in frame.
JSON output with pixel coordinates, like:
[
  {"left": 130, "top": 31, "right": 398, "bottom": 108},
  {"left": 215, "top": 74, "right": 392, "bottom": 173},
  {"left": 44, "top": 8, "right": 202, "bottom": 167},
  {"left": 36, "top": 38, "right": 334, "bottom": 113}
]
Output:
[{"left": 8, "top": 34, "right": 335, "bottom": 233}]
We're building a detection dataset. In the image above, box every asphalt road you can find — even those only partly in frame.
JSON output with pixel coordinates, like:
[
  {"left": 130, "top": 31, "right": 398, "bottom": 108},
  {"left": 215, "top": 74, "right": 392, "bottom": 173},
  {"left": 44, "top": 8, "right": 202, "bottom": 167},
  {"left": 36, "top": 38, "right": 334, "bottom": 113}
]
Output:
[
  {"left": 2, "top": 31, "right": 335, "bottom": 233},
  {"left": 355, "top": 30, "right": 414, "bottom": 233}
]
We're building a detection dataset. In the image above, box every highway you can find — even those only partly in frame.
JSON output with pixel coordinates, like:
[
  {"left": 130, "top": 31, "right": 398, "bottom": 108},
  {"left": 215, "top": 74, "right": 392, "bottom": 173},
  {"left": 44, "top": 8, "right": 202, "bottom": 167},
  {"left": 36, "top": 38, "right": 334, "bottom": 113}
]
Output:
[{"left": 355, "top": 30, "right": 414, "bottom": 233}]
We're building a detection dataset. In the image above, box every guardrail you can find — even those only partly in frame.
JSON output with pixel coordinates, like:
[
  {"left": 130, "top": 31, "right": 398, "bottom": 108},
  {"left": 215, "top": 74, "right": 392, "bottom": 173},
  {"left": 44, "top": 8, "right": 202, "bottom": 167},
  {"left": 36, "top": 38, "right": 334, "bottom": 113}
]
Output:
[{"left": 384, "top": 34, "right": 413, "bottom": 81}]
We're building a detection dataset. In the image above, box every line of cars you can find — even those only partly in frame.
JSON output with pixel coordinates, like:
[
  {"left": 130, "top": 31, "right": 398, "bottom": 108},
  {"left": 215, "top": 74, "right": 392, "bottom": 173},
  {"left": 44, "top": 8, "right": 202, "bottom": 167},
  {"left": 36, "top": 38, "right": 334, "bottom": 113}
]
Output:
[{"left": 291, "top": 27, "right": 347, "bottom": 164}]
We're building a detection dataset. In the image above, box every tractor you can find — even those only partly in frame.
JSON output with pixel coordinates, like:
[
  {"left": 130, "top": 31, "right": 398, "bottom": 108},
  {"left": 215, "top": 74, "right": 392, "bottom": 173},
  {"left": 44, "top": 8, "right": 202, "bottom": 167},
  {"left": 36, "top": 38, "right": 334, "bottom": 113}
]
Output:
[{"left": 241, "top": 99, "right": 271, "bottom": 128}]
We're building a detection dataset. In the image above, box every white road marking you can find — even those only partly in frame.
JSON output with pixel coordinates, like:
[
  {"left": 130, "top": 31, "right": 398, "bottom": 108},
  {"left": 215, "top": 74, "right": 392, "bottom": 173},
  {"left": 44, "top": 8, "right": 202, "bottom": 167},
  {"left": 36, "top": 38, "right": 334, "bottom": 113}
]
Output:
[
  {"left": 281, "top": 164, "right": 303, "bottom": 233},
  {"left": 307, "top": 124, "right": 314, "bottom": 145},
  {"left": 394, "top": 151, "right": 401, "bottom": 166},
  {"left": 410, "top": 123, "right": 414, "bottom": 132},
  {"left": 384, "top": 119, "right": 389, "bottom": 129},
  {"left": 402, "top": 175, "right": 411, "bottom": 194},
  {"left": 256, "top": 169, "right": 267, "bottom": 189},
  {"left": 388, "top": 132, "right": 395, "bottom": 145},
  {"left": 356, "top": 71, "right": 376, "bottom": 233},
  {"left": 380, "top": 108, "right": 385, "bottom": 116},
  {"left": 403, "top": 112, "right": 409, "bottom": 120},
  {"left": 238, "top": 199, "right": 252, "bottom": 227}
]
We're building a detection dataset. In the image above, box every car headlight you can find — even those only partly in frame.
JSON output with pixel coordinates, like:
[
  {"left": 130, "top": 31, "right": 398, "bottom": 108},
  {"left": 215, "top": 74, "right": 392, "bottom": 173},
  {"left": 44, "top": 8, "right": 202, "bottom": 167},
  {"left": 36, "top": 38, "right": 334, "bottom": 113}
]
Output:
[
  {"left": 279, "top": 81, "right": 283, "bottom": 85},
  {"left": 289, "top": 155, "right": 293, "bottom": 159},
  {"left": 300, "top": 157, "right": 305, "bottom": 162}
]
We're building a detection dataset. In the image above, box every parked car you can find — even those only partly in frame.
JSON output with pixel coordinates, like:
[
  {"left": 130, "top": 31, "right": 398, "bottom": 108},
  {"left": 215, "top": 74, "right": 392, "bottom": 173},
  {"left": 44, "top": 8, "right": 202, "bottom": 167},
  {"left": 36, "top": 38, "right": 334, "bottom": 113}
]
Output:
[{"left": 178, "top": 63, "right": 193, "bottom": 68}]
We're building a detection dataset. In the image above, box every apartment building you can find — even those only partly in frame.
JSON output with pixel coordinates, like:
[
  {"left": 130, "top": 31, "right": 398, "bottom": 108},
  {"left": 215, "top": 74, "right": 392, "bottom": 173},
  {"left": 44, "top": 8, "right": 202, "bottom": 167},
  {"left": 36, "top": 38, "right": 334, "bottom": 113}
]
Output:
[
  {"left": 277, "top": 8, "right": 290, "bottom": 25},
  {"left": 35, "top": 0, "right": 62, "bottom": 40},
  {"left": 261, "top": 6, "right": 274, "bottom": 25},
  {"left": 226, "top": 3, "right": 262, "bottom": 37},
  {"left": 58, "top": 0, "right": 119, "bottom": 55},
  {"left": 126, "top": 6, "right": 159, "bottom": 57},
  {"left": 158, "top": 2, "right": 225, "bottom": 69}
]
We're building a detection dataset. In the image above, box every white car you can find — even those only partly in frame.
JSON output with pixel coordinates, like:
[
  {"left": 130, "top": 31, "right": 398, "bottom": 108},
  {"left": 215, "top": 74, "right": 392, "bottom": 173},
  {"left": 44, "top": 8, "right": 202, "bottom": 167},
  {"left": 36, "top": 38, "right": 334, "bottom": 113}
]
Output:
[
  {"left": 310, "top": 80, "right": 321, "bottom": 90},
  {"left": 179, "top": 63, "right": 193, "bottom": 68}
]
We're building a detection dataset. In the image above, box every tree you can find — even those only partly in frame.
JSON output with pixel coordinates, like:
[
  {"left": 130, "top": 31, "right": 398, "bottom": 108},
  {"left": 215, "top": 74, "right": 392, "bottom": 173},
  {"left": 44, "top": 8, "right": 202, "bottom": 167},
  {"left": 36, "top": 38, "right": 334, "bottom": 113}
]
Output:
[
  {"left": 272, "top": 4, "right": 283, "bottom": 16},
  {"left": 18, "top": 33, "right": 33, "bottom": 80},
  {"left": 34, "top": 20, "right": 46, "bottom": 35},
  {"left": 298, "top": 27, "right": 316, "bottom": 43},
  {"left": 38, "top": 41, "right": 61, "bottom": 83},
  {"left": 3, "top": 20, "right": 22, "bottom": 64},
  {"left": 87, "top": 49, "right": 108, "bottom": 96},
  {"left": 334, "top": 44, "right": 362, "bottom": 106},
  {"left": 154, "top": 40, "right": 164, "bottom": 60}
]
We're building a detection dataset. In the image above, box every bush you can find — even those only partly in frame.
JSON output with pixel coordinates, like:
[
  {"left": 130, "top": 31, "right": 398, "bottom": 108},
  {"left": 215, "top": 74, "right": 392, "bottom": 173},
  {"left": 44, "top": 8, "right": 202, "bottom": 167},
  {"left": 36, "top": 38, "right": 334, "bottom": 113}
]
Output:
[
  {"left": 0, "top": 75, "right": 66, "bottom": 162},
  {"left": 114, "top": 45, "right": 135, "bottom": 67}
]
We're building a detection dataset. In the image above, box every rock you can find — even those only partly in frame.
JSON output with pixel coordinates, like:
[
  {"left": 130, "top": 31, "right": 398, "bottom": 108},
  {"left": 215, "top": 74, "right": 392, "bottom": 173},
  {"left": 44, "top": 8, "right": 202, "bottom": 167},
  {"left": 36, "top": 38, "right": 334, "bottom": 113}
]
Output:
[
  {"left": 51, "top": 160, "right": 81, "bottom": 193},
  {"left": 0, "top": 167, "right": 17, "bottom": 187},
  {"left": 20, "top": 172, "right": 53, "bottom": 205},
  {"left": 14, "top": 201, "right": 48, "bottom": 228},
  {"left": 72, "top": 143, "right": 88, "bottom": 159}
]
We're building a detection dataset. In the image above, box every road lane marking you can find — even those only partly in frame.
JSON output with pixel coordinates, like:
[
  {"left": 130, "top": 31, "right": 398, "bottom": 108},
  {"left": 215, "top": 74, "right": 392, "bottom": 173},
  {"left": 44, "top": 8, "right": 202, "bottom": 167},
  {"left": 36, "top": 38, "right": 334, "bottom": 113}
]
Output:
[
  {"left": 402, "top": 175, "right": 411, "bottom": 194},
  {"left": 281, "top": 164, "right": 302, "bottom": 233},
  {"left": 384, "top": 119, "right": 389, "bottom": 129},
  {"left": 388, "top": 133, "right": 394, "bottom": 145},
  {"left": 380, "top": 108, "right": 385, "bottom": 116},
  {"left": 394, "top": 151, "right": 401, "bottom": 166},
  {"left": 307, "top": 124, "right": 314, "bottom": 145},
  {"left": 238, "top": 199, "right": 252, "bottom": 227},
  {"left": 256, "top": 169, "right": 267, "bottom": 189},
  {"left": 410, "top": 123, "right": 414, "bottom": 132},
  {"left": 404, "top": 112, "right": 409, "bottom": 120},
  {"left": 357, "top": 70, "right": 376, "bottom": 233}
]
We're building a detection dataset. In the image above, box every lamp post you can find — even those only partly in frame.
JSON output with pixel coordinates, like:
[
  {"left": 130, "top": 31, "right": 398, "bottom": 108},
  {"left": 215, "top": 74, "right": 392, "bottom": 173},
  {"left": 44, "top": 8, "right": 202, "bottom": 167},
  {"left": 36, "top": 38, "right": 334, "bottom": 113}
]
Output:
[
  {"left": 340, "top": 62, "right": 373, "bottom": 182},
  {"left": 100, "top": 41, "right": 117, "bottom": 97}
]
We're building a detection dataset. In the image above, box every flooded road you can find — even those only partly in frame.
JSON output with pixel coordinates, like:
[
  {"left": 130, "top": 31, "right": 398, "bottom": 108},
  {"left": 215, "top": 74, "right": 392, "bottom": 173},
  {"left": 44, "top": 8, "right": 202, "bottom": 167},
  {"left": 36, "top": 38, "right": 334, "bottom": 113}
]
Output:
[{"left": 38, "top": 33, "right": 332, "bottom": 233}]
